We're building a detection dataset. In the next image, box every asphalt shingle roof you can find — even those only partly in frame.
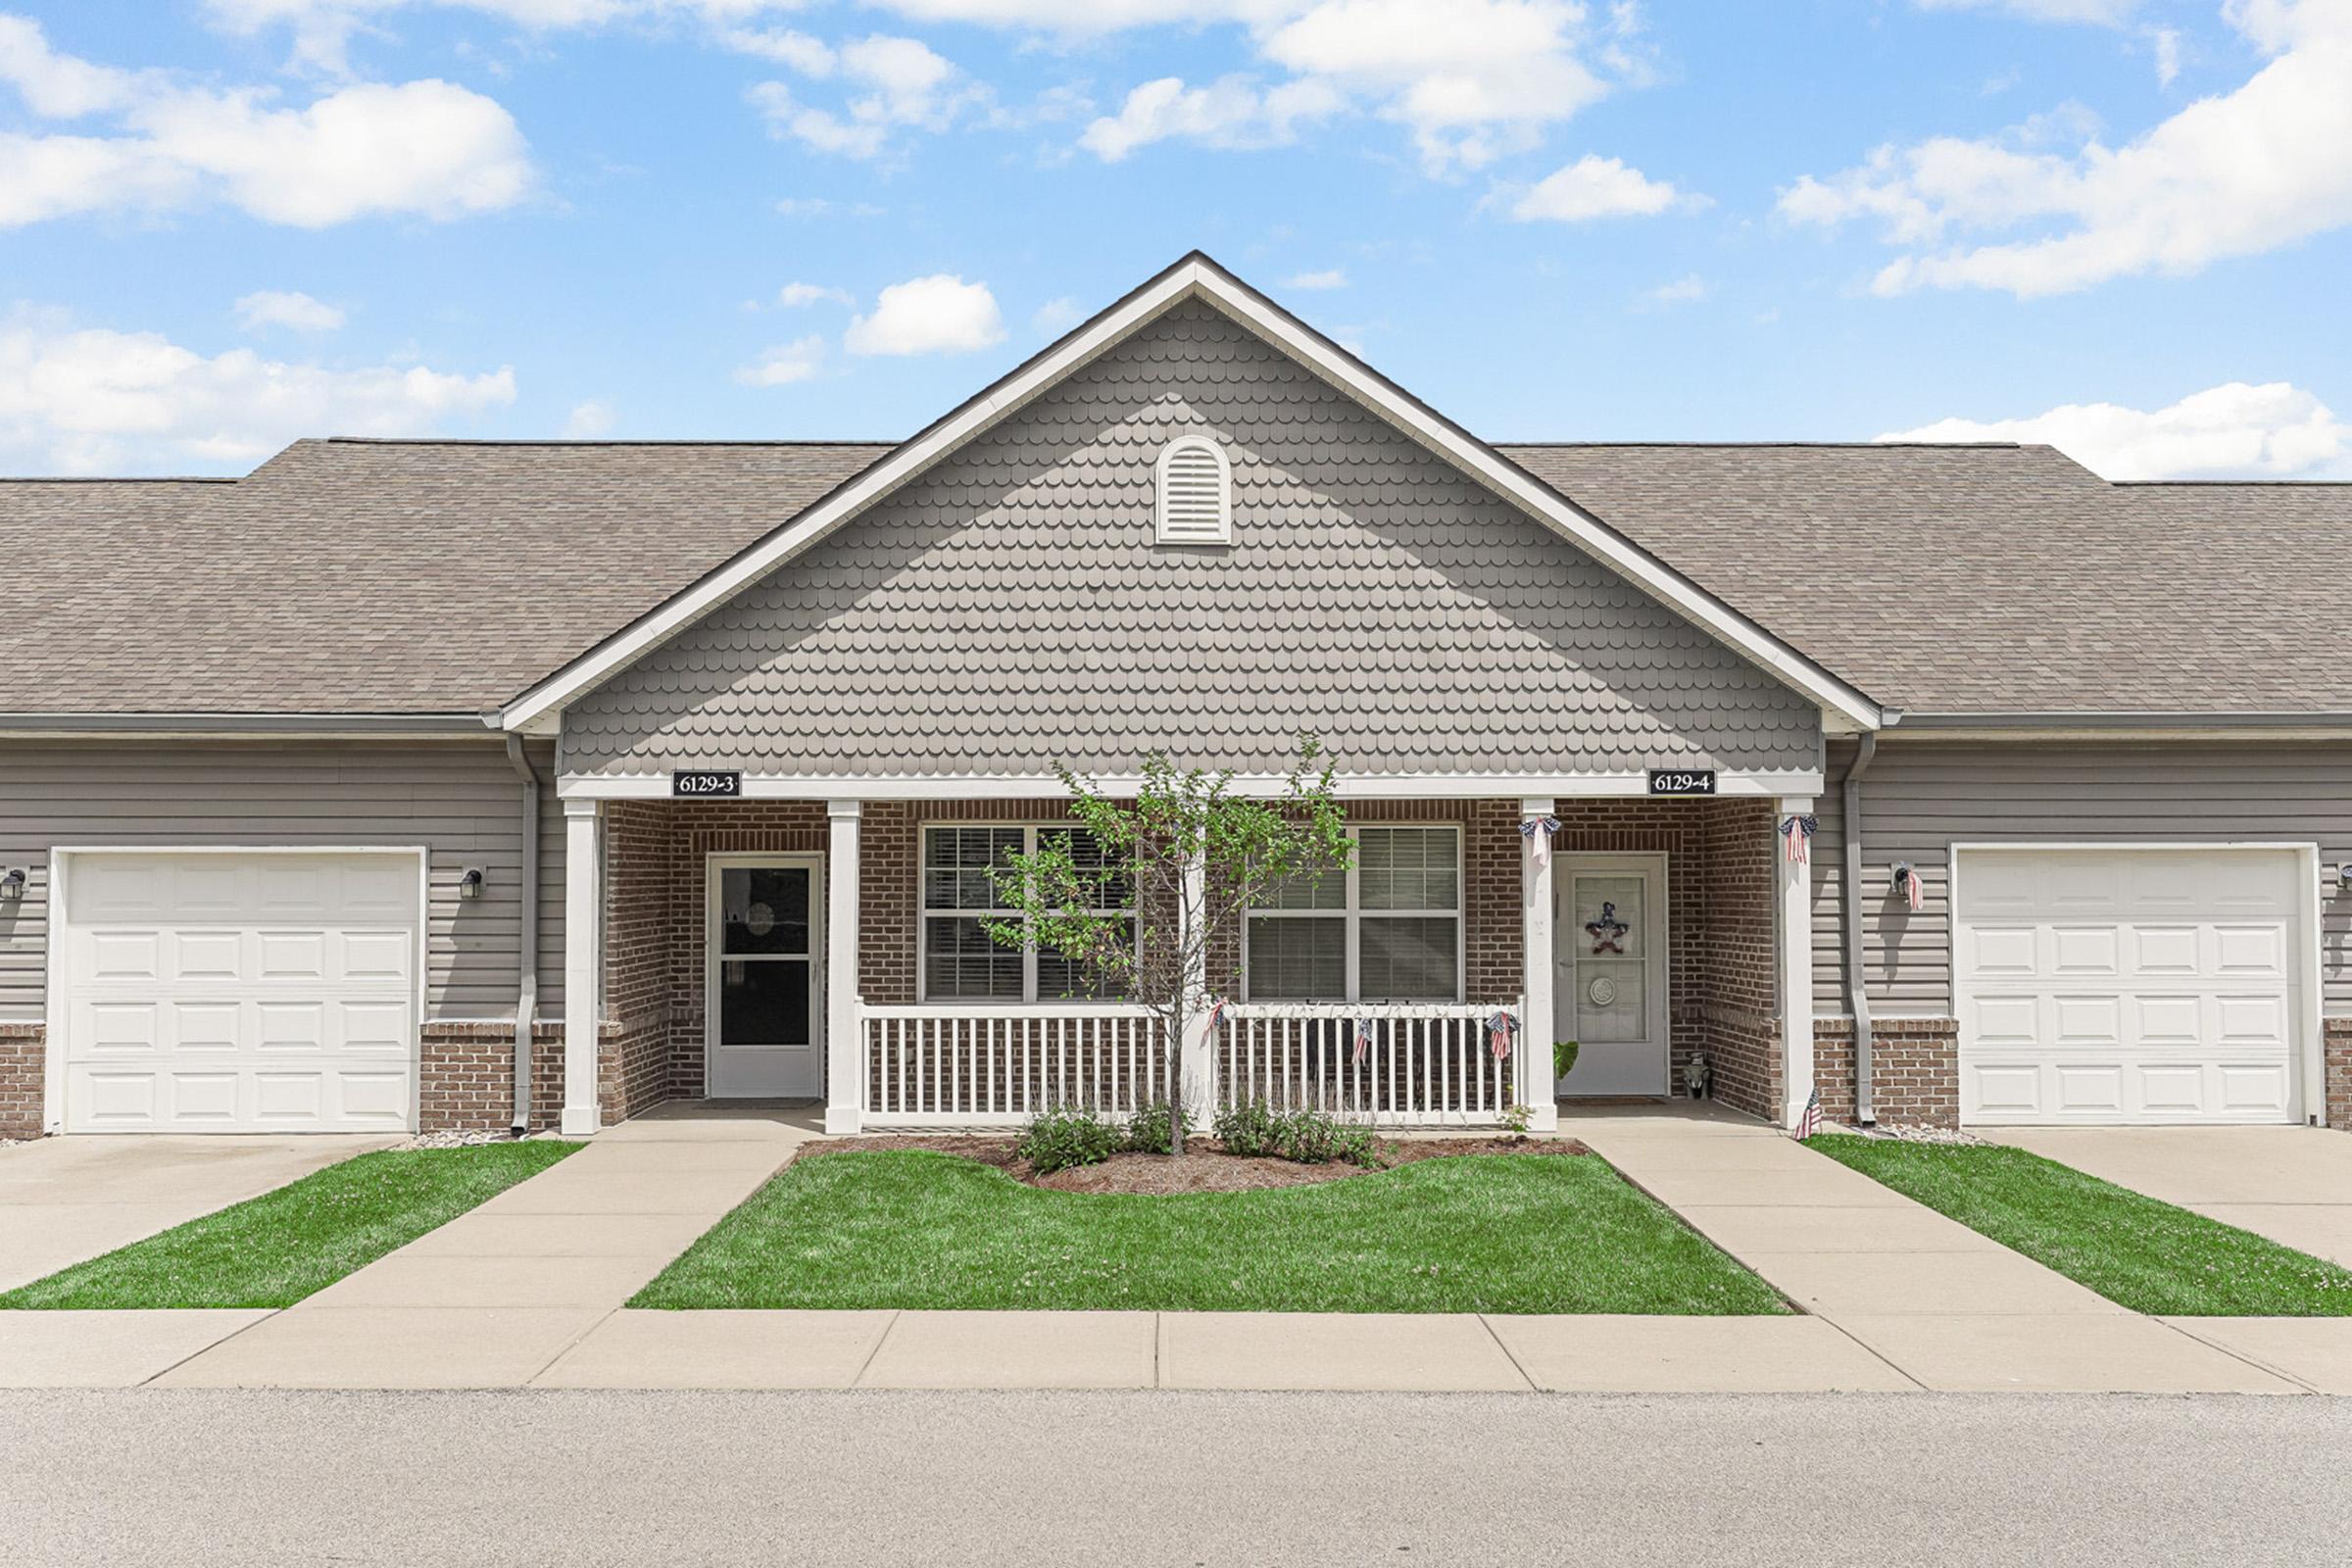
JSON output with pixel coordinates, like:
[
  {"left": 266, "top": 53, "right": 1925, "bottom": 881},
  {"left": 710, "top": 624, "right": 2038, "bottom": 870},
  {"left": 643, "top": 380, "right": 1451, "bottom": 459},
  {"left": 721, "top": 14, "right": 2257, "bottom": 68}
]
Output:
[{"left": 4, "top": 434, "right": 2347, "bottom": 719}]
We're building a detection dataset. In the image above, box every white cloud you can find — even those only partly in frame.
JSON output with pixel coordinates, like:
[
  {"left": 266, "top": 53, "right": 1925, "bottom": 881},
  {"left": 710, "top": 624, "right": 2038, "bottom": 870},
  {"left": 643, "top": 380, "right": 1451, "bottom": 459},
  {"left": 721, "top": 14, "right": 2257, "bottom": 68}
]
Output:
[
  {"left": 1065, "top": 0, "right": 1636, "bottom": 172},
  {"left": 0, "top": 308, "right": 514, "bottom": 473},
  {"left": 1031, "top": 296, "right": 1083, "bottom": 335},
  {"left": 1079, "top": 74, "right": 1343, "bottom": 160},
  {"left": 564, "top": 398, "right": 616, "bottom": 435},
  {"left": 1284, "top": 268, "right": 1348, "bottom": 289},
  {"left": 1878, "top": 380, "right": 2351, "bottom": 479},
  {"left": 1509, "top": 152, "right": 1689, "bottom": 220},
  {"left": 2151, "top": 24, "right": 2182, "bottom": 83},
  {"left": 1780, "top": 0, "right": 2352, "bottom": 296},
  {"left": 749, "top": 32, "right": 976, "bottom": 159},
  {"left": 234, "top": 290, "right": 347, "bottom": 332},
  {"left": 1642, "top": 272, "right": 1708, "bottom": 305},
  {"left": 1258, "top": 0, "right": 1609, "bottom": 171},
  {"left": 845, "top": 274, "right": 1005, "bottom": 356},
  {"left": 777, "top": 281, "right": 853, "bottom": 307},
  {"left": 734, "top": 335, "right": 827, "bottom": 386},
  {"left": 0, "top": 22, "right": 532, "bottom": 229},
  {"left": 773, "top": 195, "right": 885, "bottom": 218}
]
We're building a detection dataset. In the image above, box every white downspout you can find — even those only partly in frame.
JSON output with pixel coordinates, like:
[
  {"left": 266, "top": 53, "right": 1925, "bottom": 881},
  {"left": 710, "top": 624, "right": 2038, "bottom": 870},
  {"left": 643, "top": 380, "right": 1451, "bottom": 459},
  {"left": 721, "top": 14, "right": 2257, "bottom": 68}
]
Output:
[
  {"left": 1840, "top": 733, "right": 1879, "bottom": 1126},
  {"left": 505, "top": 736, "right": 540, "bottom": 1136}
]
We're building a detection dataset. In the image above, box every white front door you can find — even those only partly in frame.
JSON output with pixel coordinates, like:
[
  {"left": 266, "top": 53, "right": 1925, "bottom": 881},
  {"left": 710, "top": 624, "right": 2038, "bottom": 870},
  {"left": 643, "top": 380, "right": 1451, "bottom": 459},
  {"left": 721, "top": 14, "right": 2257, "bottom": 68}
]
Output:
[
  {"left": 61, "top": 850, "right": 420, "bottom": 1133},
  {"left": 706, "top": 857, "right": 824, "bottom": 1099},
  {"left": 1554, "top": 854, "right": 1670, "bottom": 1097},
  {"left": 1956, "top": 847, "right": 2306, "bottom": 1125}
]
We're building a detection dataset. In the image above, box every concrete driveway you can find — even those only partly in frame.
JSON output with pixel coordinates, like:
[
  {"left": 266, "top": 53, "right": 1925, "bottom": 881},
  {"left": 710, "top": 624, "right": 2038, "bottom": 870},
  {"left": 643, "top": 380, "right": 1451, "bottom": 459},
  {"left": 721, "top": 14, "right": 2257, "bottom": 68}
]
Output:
[
  {"left": 1985, "top": 1126, "right": 2352, "bottom": 1268},
  {"left": 0, "top": 1136, "right": 399, "bottom": 1293}
]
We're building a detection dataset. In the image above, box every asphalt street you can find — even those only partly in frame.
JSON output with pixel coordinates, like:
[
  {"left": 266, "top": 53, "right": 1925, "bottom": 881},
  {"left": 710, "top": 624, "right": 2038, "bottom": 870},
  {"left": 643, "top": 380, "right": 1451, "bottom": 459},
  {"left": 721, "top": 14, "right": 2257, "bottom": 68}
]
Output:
[{"left": 5, "top": 1389, "right": 2348, "bottom": 1566}]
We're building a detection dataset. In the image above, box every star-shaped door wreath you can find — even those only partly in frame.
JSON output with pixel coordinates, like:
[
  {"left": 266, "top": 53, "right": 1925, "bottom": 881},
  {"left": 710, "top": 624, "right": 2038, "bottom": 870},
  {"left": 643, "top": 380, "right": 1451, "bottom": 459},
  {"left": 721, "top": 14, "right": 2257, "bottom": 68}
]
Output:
[{"left": 1585, "top": 901, "right": 1629, "bottom": 955}]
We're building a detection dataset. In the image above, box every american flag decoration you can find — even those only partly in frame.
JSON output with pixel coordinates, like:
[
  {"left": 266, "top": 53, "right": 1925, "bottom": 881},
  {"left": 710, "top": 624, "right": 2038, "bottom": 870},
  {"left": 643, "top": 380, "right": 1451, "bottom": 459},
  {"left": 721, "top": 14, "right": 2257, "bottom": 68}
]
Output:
[
  {"left": 1485, "top": 1008, "right": 1518, "bottom": 1062},
  {"left": 1895, "top": 862, "right": 1925, "bottom": 913},
  {"left": 1204, "top": 997, "right": 1228, "bottom": 1036},
  {"left": 1518, "top": 814, "right": 1561, "bottom": 868},
  {"left": 1793, "top": 1087, "right": 1823, "bottom": 1141},
  {"left": 1782, "top": 813, "right": 1818, "bottom": 866},
  {"left": 1353, "top": 1016, "right": 1374, "bottom": 1065}
]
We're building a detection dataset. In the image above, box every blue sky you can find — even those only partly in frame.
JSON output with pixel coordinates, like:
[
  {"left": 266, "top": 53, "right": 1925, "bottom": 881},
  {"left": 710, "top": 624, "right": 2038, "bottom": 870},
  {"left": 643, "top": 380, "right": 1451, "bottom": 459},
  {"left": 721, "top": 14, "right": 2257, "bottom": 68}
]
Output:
[{"left": 3, "top": 0, "right": 2348, "bottom": 478}]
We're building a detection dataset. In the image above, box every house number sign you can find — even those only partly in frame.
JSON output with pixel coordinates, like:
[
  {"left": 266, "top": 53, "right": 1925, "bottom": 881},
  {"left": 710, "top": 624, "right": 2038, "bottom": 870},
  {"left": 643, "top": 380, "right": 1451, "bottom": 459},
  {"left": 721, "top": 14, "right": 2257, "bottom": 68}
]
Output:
[
  {"left": 671, "top": 770, "right": 744, "bottom": 798},
  {"left": 1646, "top": 769, "right": 1717, "bottom": 796}
]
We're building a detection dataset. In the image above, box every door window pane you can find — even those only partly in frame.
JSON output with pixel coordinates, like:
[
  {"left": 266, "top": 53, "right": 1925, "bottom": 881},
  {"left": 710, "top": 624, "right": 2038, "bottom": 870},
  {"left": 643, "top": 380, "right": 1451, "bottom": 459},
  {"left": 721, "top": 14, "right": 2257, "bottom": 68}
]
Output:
[
  {"left": 1360, "top": 917, "right": 1458, "bottom": 1001},
  {"left": 720, "top": 867, "right": 809, "bottom": 956},
  {"left": 720, "top": 956, "right": 811, "bottom": 1045},
  {"left": 1574, "top": 959, "right": 1645, "bottom": 1042},
  {"left": 1247, "top": 917, "right": 1346, "bottom": 1000}
]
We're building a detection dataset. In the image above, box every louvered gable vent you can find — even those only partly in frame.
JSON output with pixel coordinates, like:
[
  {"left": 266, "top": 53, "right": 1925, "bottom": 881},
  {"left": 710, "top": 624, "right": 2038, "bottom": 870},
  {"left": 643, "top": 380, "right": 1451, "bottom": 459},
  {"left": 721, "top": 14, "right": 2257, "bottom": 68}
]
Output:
[{"left": 1153, "top": 435, "right": 1233, "bottom": 545}]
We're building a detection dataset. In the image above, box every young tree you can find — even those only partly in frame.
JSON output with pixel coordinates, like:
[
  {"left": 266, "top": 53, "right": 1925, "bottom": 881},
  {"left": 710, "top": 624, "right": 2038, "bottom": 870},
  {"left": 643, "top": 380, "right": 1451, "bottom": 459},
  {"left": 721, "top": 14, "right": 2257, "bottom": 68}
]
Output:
[{"left": 984, "top": 739, "right": 1354, "bottom": 1155}]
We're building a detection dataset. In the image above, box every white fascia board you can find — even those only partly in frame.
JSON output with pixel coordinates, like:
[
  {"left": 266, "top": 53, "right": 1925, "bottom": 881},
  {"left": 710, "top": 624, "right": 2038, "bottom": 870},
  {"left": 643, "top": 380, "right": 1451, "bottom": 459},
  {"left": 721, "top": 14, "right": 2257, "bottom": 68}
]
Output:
[
  {"left": 557, "top": 769, "right": 1825, "bottom": 802},
  {"left": 498, "top": 253, "right": 1880, "bottom": 734}
]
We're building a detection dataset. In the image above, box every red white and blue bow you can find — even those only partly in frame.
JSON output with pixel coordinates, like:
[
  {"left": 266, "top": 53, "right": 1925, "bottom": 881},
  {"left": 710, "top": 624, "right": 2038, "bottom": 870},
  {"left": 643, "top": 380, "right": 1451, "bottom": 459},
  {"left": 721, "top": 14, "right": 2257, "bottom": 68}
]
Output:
[
  {"left": 1352, "top": 1016, "right": 1374, "bottom": 1065},
  {"left": 1203, "top": 997, "right": 1228, "bottom": 1036},
  {"left": 1782, "top": 813, "right": 1818, "bottom": 866},
  {"left": 1519, "top": 814, "right": 1561, "bottom": 868},
  {"left": 1485, "top": 1009, "right": 1518, "bottom": 1062}
]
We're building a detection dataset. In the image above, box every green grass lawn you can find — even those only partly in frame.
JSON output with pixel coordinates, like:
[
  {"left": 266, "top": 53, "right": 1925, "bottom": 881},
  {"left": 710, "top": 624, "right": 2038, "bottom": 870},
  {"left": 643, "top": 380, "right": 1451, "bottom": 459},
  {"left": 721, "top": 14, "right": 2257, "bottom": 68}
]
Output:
[
  {"left": 1808, "top": 1135, "right": 2352, "bottom": 1316},
  {"left": 0, "top": 1141, "right": 578, "bottom": 1310},
  {"left": 630, "top": 1150, "right": 1788, "bottom": 1314}
]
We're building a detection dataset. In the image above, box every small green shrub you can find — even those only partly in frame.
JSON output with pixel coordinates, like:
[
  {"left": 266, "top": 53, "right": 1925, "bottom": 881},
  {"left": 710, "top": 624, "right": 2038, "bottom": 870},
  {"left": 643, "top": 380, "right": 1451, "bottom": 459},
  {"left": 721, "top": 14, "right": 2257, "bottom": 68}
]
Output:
[
  {"left": 1122, "top": 1097, "right": 1194, "bottom": 1152},
  {"left": 1016, "top": 1105, "right": 1122, "bottom": 1174},
  {"left": 1266, "top": 1108, "right": 1387, "bottom": 1168},
  {"left": 1212, "top": 1097, "right": 1282, "bottom": 1157}
]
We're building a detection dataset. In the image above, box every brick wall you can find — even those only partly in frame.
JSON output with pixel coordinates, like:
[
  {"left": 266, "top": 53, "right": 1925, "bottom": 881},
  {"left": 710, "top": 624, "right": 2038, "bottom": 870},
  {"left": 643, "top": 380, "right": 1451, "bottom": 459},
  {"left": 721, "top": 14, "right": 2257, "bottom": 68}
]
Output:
[
  {"left": 2328, "top": 1017, "right": 2352, "bottom": 1133},
  {"left": 1691, "top": 798, "right": 1781, "bottom": 1122},
  {"left": 1814, "top": 1015, "right": 1961, "bottom": 1128},
  {"left": 418, "top": 1021, "right": 564, "bottom": 1133},
  {"left": 0, "top": 1022, "right": 40, "bottom": 1137}
]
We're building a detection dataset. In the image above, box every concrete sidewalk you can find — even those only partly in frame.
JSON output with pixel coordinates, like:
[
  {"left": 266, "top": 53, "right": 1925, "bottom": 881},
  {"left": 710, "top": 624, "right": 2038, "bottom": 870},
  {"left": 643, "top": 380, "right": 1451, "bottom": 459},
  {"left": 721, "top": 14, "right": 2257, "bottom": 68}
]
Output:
[
  {"left": 0, "top": 1134, "right": 399, "bottom": 1294},
  {"left": 1986, "top": 1125, "right": 2352, "bottom": 1269},
  {"left": 1563, "top": 1102, "right": 2312, "bottom": 1394},
  {"left": 150, "top": 1103, "right": 820, "bottom": 1390}
]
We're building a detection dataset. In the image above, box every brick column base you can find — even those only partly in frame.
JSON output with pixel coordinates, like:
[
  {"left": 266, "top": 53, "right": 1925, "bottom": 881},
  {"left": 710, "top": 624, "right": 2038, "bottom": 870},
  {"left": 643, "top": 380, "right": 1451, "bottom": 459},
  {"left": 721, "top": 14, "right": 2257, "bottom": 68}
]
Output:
[{"left": 1813, "top": 1016, "right": 1961, "bottom": 1128}]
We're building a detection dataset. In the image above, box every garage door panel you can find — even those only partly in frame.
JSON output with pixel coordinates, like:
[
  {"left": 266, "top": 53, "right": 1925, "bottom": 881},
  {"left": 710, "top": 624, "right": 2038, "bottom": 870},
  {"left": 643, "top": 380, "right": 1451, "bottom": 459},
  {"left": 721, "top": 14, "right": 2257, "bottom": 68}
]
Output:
[
  {"left": 1959, "top": 848, "right": 2305, "bottom": 1126},
  {"left": 64, "top": 852, "right": 418, "bottom": 1134},
  {"left": 2126, "top": 925, "right": 2199, "bottom": 974},
  {"left": 2048, "top": 925, "right": 2120, "bottom": 974}
]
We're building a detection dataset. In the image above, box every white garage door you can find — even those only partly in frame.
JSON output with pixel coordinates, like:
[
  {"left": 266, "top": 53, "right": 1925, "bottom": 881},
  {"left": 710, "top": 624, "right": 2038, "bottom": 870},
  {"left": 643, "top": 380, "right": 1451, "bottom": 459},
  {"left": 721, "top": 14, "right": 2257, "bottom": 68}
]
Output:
[
  {"left": 62, "top": 851, "right": 420, "bottom": 1133},
  {"left": 1956, "top": 847, "right": 2307, "bottom": 1126}
]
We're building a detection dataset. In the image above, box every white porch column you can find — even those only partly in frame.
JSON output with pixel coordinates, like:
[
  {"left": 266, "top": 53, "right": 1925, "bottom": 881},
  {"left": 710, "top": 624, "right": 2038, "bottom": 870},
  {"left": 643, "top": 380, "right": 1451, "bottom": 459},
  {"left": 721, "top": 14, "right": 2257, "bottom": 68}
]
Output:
[
  {"left": 1518, "top": 797, "right": 1559, "bottom": 1132},
  {"left": 561, "top": 797, "right": 603, "bottom": 1136},
  {"left": 824, "top": 799, "right": 863, "bottom": 1135},
  {"left": 1178, "top": 851, "right": 1211, "bottom": 1113},
  {"left": 1778, "top": 795, "right": 1817, "bottom": 1129}
]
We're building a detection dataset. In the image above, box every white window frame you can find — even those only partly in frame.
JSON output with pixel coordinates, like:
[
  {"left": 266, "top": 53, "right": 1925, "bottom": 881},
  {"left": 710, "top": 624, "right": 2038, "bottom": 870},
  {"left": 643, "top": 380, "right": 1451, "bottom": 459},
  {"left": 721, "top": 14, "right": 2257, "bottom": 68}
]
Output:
[
  {"left": 1243, "top": 823, "right": 1465, "bottom": 1004},
  {"left": 1153, "top": 434, "right": 1233, "bottom": 546},
  {"left": 915, "top": 821, "right": 1135, "bottom": 1004}
]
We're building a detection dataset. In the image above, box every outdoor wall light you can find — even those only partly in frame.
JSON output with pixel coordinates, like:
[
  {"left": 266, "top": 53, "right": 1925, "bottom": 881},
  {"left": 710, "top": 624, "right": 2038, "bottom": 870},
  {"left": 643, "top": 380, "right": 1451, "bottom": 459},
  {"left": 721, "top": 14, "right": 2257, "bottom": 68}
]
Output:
[
  {"left": 2337, "top": 863, "right": 2352, "bottom": 894},
  {"left": 0, "top": 868, "right": 23, "bottom": 901},
  {"left": 458, "top": 867, "right": 485, "bottom": 901}
]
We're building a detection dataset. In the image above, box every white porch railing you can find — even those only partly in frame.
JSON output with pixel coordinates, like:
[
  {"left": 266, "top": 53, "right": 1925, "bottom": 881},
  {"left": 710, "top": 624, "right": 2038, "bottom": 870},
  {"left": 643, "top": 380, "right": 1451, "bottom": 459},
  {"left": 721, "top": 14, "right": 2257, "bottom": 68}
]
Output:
[
  {"left": 858, "top": 998, "right": 1520, "bottom": 1129},
  {"left": 1215, "top": 1002, "right": 1519, "bottom": 1126},
  {"left": 861, "top": 1003, "right": 1170, "bottom": 1126}
]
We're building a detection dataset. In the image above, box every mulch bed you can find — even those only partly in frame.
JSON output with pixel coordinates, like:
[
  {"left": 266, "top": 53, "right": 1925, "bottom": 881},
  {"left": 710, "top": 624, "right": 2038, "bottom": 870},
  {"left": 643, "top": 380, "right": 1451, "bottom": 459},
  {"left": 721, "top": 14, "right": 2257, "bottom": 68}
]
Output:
[{"left": 800, "top": 1134, "right": 1590, "bottom": 1195}]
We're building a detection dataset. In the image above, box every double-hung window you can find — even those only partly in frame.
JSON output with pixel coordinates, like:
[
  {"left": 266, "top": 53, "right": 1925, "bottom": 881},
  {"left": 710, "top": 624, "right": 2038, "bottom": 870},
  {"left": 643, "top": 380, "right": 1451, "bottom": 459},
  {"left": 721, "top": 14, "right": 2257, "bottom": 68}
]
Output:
[
  {"left": 1245, "top": 825, "right": 1461, "bottom": 1003},
  {"left": 919, "top": 824, "right": 1134, "bottom": 1002}
]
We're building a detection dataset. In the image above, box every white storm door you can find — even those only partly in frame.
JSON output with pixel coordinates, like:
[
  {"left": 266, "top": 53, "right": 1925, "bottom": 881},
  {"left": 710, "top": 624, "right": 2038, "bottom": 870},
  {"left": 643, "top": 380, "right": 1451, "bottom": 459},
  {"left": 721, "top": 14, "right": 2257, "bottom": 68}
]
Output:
[
  {"left": 1554, "top": 855, "right": 1670, "bottom": 1096},
  {"left": 63, "top": 850, "right": 420, "bottom": 1133},
  {"left": 707, "top": 857, "right": 824, "bottom": 1099},
  {"left": 1957, "top": 847, "right": 2303, "bottom": 1125}
]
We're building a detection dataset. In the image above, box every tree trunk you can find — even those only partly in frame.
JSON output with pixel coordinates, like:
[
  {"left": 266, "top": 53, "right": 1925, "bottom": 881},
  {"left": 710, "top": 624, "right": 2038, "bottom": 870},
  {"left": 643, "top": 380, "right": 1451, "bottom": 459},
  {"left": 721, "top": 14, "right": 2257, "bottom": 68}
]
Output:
[{"left": 1166, "top": 997, "right": 1186, "bottom": 1157}]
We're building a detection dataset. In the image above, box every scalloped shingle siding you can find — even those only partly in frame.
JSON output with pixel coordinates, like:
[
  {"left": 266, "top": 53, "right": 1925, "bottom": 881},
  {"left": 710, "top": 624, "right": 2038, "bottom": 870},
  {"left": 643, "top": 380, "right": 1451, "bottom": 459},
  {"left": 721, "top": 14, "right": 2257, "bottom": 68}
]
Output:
[{"left": 564, "top": 302, "right": 1822, "bottom": 778}]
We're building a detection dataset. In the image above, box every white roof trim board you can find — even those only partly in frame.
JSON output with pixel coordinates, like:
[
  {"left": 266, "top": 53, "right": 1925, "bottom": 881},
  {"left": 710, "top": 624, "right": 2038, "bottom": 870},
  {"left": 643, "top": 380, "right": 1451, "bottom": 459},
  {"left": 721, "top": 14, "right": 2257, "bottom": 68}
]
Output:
[{"left": 496, "top": 253, "right": 1883, "bottom": 733}]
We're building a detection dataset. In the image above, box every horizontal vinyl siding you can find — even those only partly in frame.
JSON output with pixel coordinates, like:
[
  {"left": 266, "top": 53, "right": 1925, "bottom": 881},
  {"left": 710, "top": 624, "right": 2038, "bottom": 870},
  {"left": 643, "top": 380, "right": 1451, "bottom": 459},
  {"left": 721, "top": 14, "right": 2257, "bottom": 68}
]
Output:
[
  {"left": 0, "top": 740, "right": 562, "bottom": 1023},
  {"left": 1812, "top": 739, "right": 2352, "bottom": 1015}
]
